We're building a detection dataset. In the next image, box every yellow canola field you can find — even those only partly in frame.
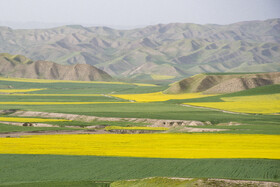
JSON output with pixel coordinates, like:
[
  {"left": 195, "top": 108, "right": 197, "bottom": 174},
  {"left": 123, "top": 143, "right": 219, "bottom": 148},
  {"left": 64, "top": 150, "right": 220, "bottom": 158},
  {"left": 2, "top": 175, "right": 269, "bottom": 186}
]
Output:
[
  {"left": 112, "top": 92, "right": 214, "bottom": 102},
  {"left": 0, "top": 88, "right": 46, "bottom": 93},
  {"left": 185, "top": 101, "right": 280, "bottom": 114},
  {"left": 105, "top": 126, "right": 169, "bottom": 131},
  {"left": 151, "top": 74, "right": 175, "bottom": 80},
  {"left": 0, "top": 77, "right": 157, "bottom": 87},
  {"left": 0, "top": 102, "right": 131, "bottom": 105},
  {"left": 0, "top": 94, "right": 103, "bottom": 96},
  {"left": 0, "top": 117, "right": 69, "bottom": 122},
  {"left": 222, "top": 93, "right": 280, "bottom": 102},
  {"left": 185, "top": 94, "right": 280, "bottom": 114},
  {"left": 1, "top": 134, "right": 279, "bottom": 159}
]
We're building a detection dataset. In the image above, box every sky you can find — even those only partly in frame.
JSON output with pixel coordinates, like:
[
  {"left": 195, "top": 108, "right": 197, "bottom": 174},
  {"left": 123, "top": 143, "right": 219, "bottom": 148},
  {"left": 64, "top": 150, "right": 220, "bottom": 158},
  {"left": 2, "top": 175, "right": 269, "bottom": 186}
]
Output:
[{"left": 0, "top": 0, "right": 279, "bottom": 29}]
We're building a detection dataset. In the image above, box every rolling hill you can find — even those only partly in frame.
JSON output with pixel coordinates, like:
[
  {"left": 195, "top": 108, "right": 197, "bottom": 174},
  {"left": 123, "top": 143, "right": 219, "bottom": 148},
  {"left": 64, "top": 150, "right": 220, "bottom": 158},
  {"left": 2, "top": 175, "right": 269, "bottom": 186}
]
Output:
[
  {"left": 0, "top": 19, "right": 279, "bottom": 80},
  {"left": 164, "top": 72, "right": 280, "bottom": 94},
  {"left": 0, "top": 53, "right": 113, "bottom": 81}
]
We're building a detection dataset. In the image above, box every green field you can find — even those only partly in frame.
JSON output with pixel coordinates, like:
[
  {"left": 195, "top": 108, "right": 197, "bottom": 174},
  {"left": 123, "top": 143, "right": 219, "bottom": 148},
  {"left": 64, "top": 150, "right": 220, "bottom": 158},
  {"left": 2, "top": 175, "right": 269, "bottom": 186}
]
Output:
[
  {"left": 1, "top": 154, "right": 279, "bottom": 186},
  {"left": 0, "top": 123, "right": 77, "bottom": 133},
  {"left": 0, "top": 79, "right": 165, "bottom": 94}
]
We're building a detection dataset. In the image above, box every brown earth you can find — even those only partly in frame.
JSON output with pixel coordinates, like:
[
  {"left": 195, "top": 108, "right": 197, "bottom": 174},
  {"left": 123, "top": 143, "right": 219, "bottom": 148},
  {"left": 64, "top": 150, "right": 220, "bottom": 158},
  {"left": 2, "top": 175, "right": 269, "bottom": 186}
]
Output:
[
  {"left": 11, "top": 110, "right": 209, "bottom": 127},
  {"left": 111, "top": 177, "right": 280, "bottom": 187},
  {"left": 177, "top": 127, "right": 229, "bottom": 132},
  {"left": 0, "top": 121, "right": 59, "bottom": 127}
]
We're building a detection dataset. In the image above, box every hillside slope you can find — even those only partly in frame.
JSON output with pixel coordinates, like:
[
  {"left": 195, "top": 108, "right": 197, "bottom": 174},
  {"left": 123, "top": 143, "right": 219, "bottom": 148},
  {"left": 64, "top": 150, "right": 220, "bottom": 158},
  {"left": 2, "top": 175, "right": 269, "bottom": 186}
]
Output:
[
  {"left": 164, "top": 72, "right": 280, "bottom": 94},
  {"left": 0, "top": 19, "right": 279, "bottom": 80},
  {"left": 0, "top": 53, "right": 113, "bottom": 81}
]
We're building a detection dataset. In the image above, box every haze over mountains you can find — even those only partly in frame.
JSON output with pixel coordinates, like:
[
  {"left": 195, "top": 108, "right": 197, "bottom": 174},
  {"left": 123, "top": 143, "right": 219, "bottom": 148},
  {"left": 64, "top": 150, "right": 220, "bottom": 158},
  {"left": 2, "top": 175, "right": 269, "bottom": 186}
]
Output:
[{"left": 0, "top": 18, "right": 280, "bottom": 81}]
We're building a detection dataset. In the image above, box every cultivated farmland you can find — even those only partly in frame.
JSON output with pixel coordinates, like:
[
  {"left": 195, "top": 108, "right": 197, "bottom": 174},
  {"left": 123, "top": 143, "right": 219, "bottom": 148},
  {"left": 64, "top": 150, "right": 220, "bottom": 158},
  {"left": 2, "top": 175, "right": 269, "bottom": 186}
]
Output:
[{"left": 0, "top": 76, "right": 279, "bottom": 186}]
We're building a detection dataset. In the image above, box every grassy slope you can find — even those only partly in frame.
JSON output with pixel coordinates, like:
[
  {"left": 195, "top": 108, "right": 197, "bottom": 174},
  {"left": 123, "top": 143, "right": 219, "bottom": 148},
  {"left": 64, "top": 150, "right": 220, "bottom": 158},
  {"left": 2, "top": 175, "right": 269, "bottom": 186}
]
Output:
[{"left": 0, "top": 154, "right": 279, "bottom": 185}]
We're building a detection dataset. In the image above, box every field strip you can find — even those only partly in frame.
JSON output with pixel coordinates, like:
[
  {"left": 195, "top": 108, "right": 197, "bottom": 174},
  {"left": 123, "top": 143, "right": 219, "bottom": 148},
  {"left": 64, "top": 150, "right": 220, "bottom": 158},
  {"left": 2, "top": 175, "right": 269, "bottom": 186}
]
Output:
[
  {"left": 184, "top": 101, "right": 280, "bottom": 114},
  {"left": 151, "top": 74, "right": 176, "bottom": 80},
  {"left": 111, "top": 92, "right": 215, "bottom": 102},
  {"left": 0, "top": 130, "right": 111, "bottom": 137},
  {"left": 0, "top": 88, "right": 46, "bottom": 93},
  {"left": 222, "top": 93, "right": 280, "bottom": 102},
  {"left": 0, "top": 117, "right": 69, "bottom": 122},
  {"left": 1, "top": 134, "right": 279, "bottom": 159},
  {"left": 0, "top": 93, "right": 103, "bottom": 96},
  {"left": 0, "top": 101, "right": 132, "bottom": 105},
  {"left": 181, "top": 104, "right": 249, "bottom": 115},
  {"left": 0, "top": 77, "right": 157, "bottom": 87},
  {"left": 2, "top": 155, "right": 279, "bottom": 183}
]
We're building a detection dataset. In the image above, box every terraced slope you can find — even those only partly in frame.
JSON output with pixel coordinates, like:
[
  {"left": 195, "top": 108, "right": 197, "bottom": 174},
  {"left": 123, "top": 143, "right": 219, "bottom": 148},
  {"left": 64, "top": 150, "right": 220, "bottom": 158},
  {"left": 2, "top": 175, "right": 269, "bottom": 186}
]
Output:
[
  {"left": 164, "top": 72, "right": 280, "bottom": 94},
  {"left": 0, "top": 53, "right": 113, "bottom": 81},
  {"left": 0, "top": 19, "right": 279, "bottom": 80}
]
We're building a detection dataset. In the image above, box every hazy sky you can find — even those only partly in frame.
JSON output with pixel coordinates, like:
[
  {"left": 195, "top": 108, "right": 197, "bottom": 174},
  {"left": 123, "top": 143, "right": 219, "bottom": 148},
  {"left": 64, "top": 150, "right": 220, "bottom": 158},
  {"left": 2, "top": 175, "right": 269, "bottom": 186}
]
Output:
[{"left": 0, "top": 0, "right": 279, "bottom": 29}]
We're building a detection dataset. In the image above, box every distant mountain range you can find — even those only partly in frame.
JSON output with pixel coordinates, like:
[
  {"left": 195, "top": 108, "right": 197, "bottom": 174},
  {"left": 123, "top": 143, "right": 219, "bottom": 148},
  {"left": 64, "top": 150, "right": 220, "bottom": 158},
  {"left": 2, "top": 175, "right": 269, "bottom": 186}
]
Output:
[
  {"left": 0, "top": 19, "right": 279, "bottom": 80},
  {"left": 0, "top": 53, "right": 113, "bottom": 81}
]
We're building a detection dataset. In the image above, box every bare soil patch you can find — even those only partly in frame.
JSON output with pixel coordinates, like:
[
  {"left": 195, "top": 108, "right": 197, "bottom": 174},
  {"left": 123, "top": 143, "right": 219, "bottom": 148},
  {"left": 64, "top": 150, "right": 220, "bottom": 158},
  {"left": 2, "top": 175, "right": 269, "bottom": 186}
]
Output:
[
  {"left": 10, "top": 110, "right": 209, "bottom": 127},
  {"left": 0, "top": 121, "right": 58, "bottom": 127},
  {"left": 178, "top": 127, "right": 229, "bottom": 132}
]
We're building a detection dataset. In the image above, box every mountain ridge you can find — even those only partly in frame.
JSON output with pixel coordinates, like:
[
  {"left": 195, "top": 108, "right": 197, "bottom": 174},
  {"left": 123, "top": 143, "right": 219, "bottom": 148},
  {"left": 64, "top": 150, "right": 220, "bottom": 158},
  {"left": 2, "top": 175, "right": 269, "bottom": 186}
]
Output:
[
  {"left": 1, "top": 19, "right": 280, "bottom": 80},
  {"left": 0, "top": 53, "right": 113, "bottom": 81}
]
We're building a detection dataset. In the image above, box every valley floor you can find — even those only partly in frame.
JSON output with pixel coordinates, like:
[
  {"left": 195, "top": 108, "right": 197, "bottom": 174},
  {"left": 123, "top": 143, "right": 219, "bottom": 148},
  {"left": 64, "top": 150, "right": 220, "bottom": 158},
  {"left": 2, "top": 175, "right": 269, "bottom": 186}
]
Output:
[{"left": 0, "top": 77, "right": 279, "bottom": 186}]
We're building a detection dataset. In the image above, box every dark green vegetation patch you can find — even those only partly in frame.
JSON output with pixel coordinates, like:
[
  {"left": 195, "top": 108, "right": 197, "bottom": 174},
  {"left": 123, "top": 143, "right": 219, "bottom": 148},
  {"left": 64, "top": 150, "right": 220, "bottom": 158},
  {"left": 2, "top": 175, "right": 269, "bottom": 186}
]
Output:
[{"left": 0, "top": 154, "right": 279, "bottom": 186}]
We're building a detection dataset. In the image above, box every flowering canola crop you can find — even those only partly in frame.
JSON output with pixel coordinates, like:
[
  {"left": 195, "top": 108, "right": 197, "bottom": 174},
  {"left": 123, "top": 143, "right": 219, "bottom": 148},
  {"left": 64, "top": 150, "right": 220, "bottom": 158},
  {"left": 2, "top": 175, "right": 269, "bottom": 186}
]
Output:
[
  {"left": 222, "top": 94, "right": 280, "bottom": 102},
  {"left": 0, "top": 89, "right": 46, "bottom": 93},
  {"left": 1, "top": 134, "right": 279, "bottom": 159},
  {"left": 185, "top": 101, "right": 280, "bottom": 114},
  {"left": 151, "top": 74, "right": 175, "bottom": 80},
  {"left": 0, "top": 117, "right": 70, "bottom": 122},
  {"left": 0, "top": 102, "right": 131, "bottom": 105},
  {"left": 113, "top": 92, "right": 214, "bottom": 102},
  {"left": 0, "top": 77, "right": 157, "bottom": 87},
  {"left": 0, "top": 94, "right": 103, "bottom": 96},
  {"left": 184, "top": 94, "right": 280, "bottom": 114}
]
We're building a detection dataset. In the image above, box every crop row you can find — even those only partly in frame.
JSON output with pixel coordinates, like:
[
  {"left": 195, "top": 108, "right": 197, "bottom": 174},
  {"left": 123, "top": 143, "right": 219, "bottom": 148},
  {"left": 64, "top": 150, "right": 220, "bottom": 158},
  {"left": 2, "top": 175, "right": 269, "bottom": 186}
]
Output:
[
  {"left": 1, "top": 134, "right": 279, "bottom": 159},
  {"left": 112, "top": 92, "right": 214, "bottom": 102}
]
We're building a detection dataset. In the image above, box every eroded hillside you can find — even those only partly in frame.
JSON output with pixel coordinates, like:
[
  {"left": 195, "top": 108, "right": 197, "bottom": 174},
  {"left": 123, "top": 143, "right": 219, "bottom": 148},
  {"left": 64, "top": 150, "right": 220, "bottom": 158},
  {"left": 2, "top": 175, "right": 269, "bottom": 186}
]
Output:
[
  {"left": 164, "top": 72, "right": 280, "bottom": 94},
  {"left": 0, "top": 53, "right": 113, "bottom": 81}
]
